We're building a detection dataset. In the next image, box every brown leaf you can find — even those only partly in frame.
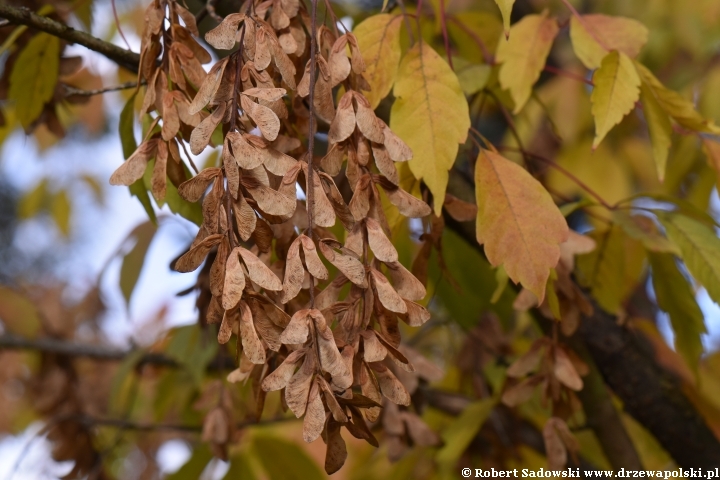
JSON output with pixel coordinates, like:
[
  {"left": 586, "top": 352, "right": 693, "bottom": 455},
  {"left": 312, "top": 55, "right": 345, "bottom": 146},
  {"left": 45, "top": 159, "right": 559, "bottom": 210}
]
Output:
[
  {"left": 501, "top": 376, "right": 543, "bottom": 407},
  {"left": 371, "top": 268, "right": 407, "bottom": 313},
  {"left": 243, "top": 178, "right": 296, "bottom": 217},
  {"left": 373, "top": 363, "right": 410, "bottom": 405},
  {"left": 328, "top": 91, "right": 355, "bottom": 143},
  {"left": 349, "top": 175, "right": 372, "bottom": 221},
  {"left": 261, "top": 349, "right": 306, "bottom": 391},
  {"left": 227, "top": 131, "right": 264, "bottom": 170},
  {"left": 303, "top": 381, "right": 326, "bottom": 442},
  {"left": 110, "top": 140, "right": 157, "bottom": 186},
  {"left": 286, "top": 355, "right": 315, "bottom": 417},
  {"left": 319, "top": 241, "right": 367, "bottom": 287},
  {"left": 151, "top": 141, "right": 168, "bottom": 201},
  {"left": 239, "top": 301, "right": 265, "bottom": 364},
  {"left": 223, "top": 142, "right": 240, "bottom": 199},
  {"left": 281, "top": 237, "right": 305, "bottom": 303},
  {"left": 189, "top": 57, "right": 228, "bottom": 115},
  {"left": 223, "top": 248, "right": 246, "bottom": 310},
  {"left": 328, "top": 36, "right": 351, "bottom": 86},
  {"left": 321, "top": 142, "right": 346, "bottom": 176},
  {"left": 299, "top": 235, "right": 329, "bottom": 280},
  {"left": 233, "top": 192, "right": 257, "bottom": 241},
  {"left": 366, "top": 217, "right": 398, "bottom": 263},
  {"left": 205, "top": 13, "right": 246, "bottom": 50},
  {"left": 554, "top": 347, "right": 583, "bottom": 391},
  {"left": 161, "top": 92, "right": 180, "bottom": 141},
  {"left": 361, "top": 330, "right": 388, "bottom": 362},
  {"left": 318, "top": 376, "right": 348, "bottom": 422},
  {"left": 241, "top": 95, "right": 280, "bottom": 141},
  {"left": 218, "top": 309, "right": 236, "bottom": 344},
  {"left": 279, "top": 308, "right": 310, "bottom": 344},
  {"left": 543, "top": 418, "right": 568, "bottom": 470},
  {"left": 444, "top": 194, "right": 478, "bottom": 222},
  {"left": 306, "top": 167, "right": 336, "bottom": 227},
  {"left": 324, "top": 420, "right": 347, "bottom": 475},
  {"left": 174, "top": 234, "right": 223, "bottom": 272},
  {"left": 238, "top": 247, "right": 283, "bottom": 291},
  {"left": 201, "top": 407, "right": 230, "bottom": 444},
  {"left": 386, "top": 261, "right": 426, "bottom": 301},
  {"left": 372, "top": 144, "right": 399, "bottom": 185},
  {"left": 381, "top": 121, "right": 412, "bottom": 161},
  {"left": 400, "top": 412, "right": 441, "bottom": 446},
  {"left": 243, "top": 87, "right": 286, "bottom": 102},
  {"left": 383, "top": 184, "right": 432, "bottom": 217},
  {"left": 507, "top": 339, "right": 547, "bottom": 378},
  {"left": 210, "top": 238, "right": 230, "bottom": 297},
  {"left": 190, "top": 102, "right": 226, "bottom": 154},
  {"left": 400, "top": 300, "right": 431, "bottom": 326},
  {"left": 354, "top": 93, "right": 384, "bottom": 143}
]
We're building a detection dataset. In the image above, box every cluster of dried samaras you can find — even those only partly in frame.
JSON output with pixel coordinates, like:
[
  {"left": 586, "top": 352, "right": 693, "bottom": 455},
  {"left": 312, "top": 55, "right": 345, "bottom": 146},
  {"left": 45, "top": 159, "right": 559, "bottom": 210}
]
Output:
[{"left": 109, "top": 0, "right": 438, "bottom": 472}]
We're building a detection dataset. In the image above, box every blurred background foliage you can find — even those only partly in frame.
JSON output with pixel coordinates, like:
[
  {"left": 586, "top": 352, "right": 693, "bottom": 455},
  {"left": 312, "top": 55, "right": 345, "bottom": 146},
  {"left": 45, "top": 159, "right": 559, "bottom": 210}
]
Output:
[{"left": 0, "top": 0, "right": 720, "bottom": 478}]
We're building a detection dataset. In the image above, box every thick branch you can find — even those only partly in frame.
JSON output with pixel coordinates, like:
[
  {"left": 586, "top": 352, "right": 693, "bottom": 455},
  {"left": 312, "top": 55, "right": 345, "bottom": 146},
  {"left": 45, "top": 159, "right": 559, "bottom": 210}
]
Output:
[{"left": 0, "top": 4, "right": 140, "bottom": 73}]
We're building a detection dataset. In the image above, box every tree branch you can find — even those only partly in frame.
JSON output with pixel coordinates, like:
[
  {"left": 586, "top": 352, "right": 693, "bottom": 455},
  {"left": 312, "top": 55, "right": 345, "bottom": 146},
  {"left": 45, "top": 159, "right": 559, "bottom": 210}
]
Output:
[{"left": 0, "top": 4, "right": 141, "bottom": 73}]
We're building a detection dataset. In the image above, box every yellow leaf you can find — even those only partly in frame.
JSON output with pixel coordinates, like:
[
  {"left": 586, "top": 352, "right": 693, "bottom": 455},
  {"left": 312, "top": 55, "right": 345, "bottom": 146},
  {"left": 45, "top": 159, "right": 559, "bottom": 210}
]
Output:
[
  {"left": 474, "top": 150, "right": 569, "bottom": 301},
  {"left": 636, "top": 62, "right": 720, "bottom": 135},
  {"left": 569, "top": 15, "right": 648, "bottom": 70},
  {"left": 391, "top": 43, "right": 469, "bottom": 215},
  {"left": 447, "top": 12, "right": 502, "bottom": 64},
  {"left": 640, "top": 83, "right": 672, "bottom": 182},
  {"left": 354, "top": 14, "right": 403, "bottom": 109},
  {"left": 51, "top": 189, "right": 71, "bottom": 237},
  {"left": 18, "top": 179, "right": 48, "bottom": 218},
  {"left": 494, "top": 0, "right": 516, "bottom": 36},
  {"left": 576, "top": 225, "right": 645, "bottom": 313},
  {"left": 590, "top": 51, "right": 640, "bottom": 149},
  {"left": 703, "top": 138, "right": 720, "bottom": 191},
  {"left": 9, "top": 33, "right": 60, "bottom": 128},
  {"left": 496, "top": 12, "right": 558, "bottom": 113}
]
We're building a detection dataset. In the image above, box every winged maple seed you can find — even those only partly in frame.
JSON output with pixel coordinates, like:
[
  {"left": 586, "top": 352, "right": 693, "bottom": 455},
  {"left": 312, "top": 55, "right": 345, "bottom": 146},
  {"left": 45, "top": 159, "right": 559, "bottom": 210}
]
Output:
[{"left": 107, "top": 0, "right": 437, "bottom": 473}]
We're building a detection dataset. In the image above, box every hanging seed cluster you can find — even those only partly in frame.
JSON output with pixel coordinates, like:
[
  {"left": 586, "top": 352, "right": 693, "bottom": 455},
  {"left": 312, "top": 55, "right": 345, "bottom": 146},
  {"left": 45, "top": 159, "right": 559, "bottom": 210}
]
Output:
[{"left": 110, "top": 0, "right": 433, "bottom": 472}]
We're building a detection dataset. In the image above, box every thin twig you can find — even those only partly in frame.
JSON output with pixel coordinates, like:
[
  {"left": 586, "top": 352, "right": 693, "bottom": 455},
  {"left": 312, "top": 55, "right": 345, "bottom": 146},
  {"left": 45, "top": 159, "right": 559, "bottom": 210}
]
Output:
[
  {"left": 63, "top": 81, "right": 141, "bottom": 97},
  {"left": 438, "top": 0, "right": 453, "bottom": 69},
  {"left": 205, "top": 0, "right": 224, "bottom": 24},
  {"left": 559, "top": 0, "right": 610, "bottom": 51},
  {"left": 446, "top": 16, "right": 493, "bottom": 65},
  {"left": 394, "top": 0, "right": 415, "bottom": 46},
  {"left": 0, "top": 4, "right": 140, "bottom": 73},
  {"left": 306, "top": 0, "right": 319, "bottom": 307},
  {"left": 544, "top": 65, "right": 593, "bottom": 86}
]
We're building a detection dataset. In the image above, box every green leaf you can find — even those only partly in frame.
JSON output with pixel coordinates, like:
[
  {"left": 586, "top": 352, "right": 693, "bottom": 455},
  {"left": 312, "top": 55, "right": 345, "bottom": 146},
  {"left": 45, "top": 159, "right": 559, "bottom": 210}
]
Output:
[
  {"left": 50, "top": 190, "right": 71, "bottom": 237},
  {"left": 640, "top": 83, "right": 672, "bottom": 182},
  {"left": 391, "top": 43, "right": 470, "bottom": 215},
  {"left": 165, "top": 177, "right": 203, "bottom": 225},
  {"left": 119, "top": 93, "right": 138, "bottom": 158},
  {"left": 108, "top": 349, "right": 144, "bottom": 415},
  {"left": 493, "top": 0, "right": 515, "bottom": 36},
  {"left": 119, "top": 222, "right": 157, "bottom": 307},
  {"left": 649, "top": 252, "right": 705, "bottom": 371},
  {"left": 659, "top": 213, "right": 720, "bottom": 305},
  {"left": 612, "top": 211, "right": 679, "bottom": 255},
  {"left": 73, "top": 0, "right": 94, "bottom": 31},
  {"left": 590, "top": 51, "right": 640, "bottom": 149},
  {"left": 0, "top": 287, "right": 42, "bottom": 338},
  {"left": 457, "top": 63, "right": 491, "bottom": 96},
  {"left": 18, "top": 179, "right": 48, "bottom": 219},
  {"left": 9, "top": 33, "right": 60, "bottom": 129},
  {"left": 436, "top": 398, "right": 494, "bottom": 467},
  {"left": 165, "top": 325, "right": 218, "bottom": 387},
  {"left": 223, "top": 452, "right": 257, "bottom": 480},
  {"left": 166, "top": 445, "right": 213, "bottom": 480},
  {"left": 252, "top": 435, "right": 325, "bottom": 480},
  {"left": 120, "top": 93, "right": 157, "bottom": 225}
]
